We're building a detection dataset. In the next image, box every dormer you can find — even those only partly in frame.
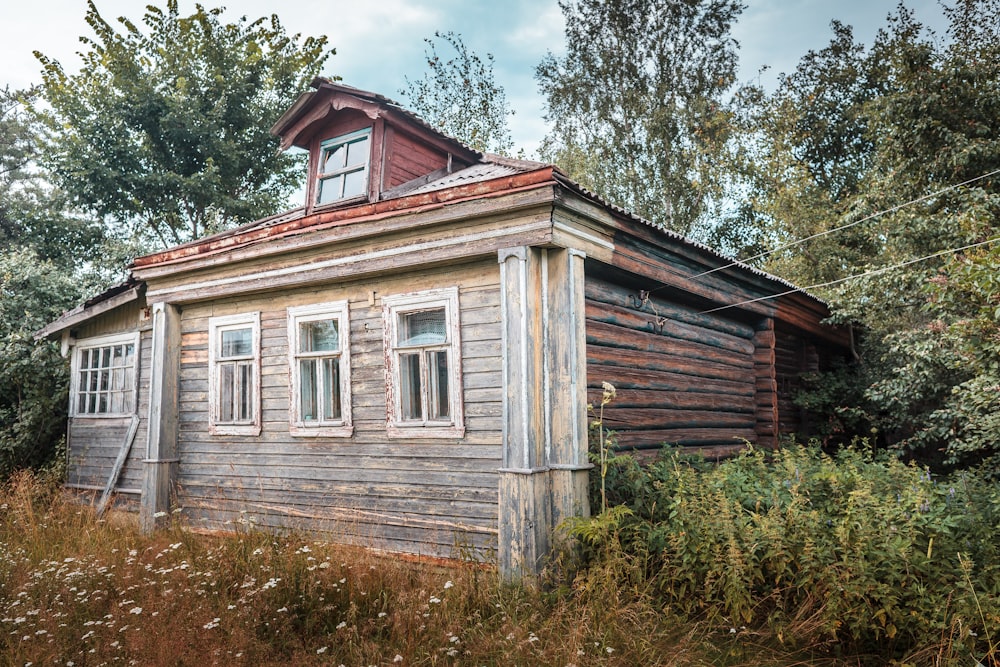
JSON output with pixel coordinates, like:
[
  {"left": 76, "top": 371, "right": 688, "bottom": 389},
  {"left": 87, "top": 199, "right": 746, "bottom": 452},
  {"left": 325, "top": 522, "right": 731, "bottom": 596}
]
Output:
[{"left": 271, "top": 79, "right": 482, "bottom": 215}]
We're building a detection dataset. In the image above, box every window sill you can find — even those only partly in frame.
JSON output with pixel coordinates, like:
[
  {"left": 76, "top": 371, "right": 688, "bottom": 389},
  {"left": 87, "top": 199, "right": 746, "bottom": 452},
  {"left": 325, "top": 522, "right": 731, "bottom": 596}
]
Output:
[
  {"left": 386, "top": 424, "right": 466, "bottom": 439},
  {"left": 210, "top": 423, "right": 262, "bottom": 436},
  {"left": 289, "top": 424, "right": 354, "bottom": 438}
]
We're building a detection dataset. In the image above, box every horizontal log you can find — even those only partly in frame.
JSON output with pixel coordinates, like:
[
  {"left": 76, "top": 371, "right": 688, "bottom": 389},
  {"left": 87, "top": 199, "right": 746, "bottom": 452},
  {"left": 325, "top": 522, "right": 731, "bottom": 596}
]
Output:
[
  {"left": 585, "top": 277, "right": 757, "bottom": 339},
  {"left": 587, "top": 319, "right": 753, "bottom": 370},
  {"left": 586, "top": 386, "right": 755, "bottom": 412},
  {"left": 609, "top": 427, "right": 757, "bottom": 448},
  {"left": 588, "top": 344, "right": 755, "bottom": 384},
  {"left": 601, "top": 407, "right": 754, "bottom": 430},
  {"left": 584, "top": 299, "right": 754, "bottom": 355},
  {"left": 587, "top": 365, "right": 754, "bottom": 397}
]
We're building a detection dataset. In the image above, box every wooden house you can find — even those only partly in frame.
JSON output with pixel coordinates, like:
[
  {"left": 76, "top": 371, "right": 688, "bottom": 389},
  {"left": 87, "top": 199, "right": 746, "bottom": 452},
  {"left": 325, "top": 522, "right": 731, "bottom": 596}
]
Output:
[{"left": 37, "top": 81, "right": 851, "bottom": 578}]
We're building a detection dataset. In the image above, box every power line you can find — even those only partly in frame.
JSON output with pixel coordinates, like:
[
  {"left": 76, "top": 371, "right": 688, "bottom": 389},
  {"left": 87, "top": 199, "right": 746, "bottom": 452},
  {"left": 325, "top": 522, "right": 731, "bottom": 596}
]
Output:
[
  {"left": 699, "top": 235, "right": 1000, "bottom": 315},
  {"left": 691, "top": 168, "right": 1000, "bottom": 281}
]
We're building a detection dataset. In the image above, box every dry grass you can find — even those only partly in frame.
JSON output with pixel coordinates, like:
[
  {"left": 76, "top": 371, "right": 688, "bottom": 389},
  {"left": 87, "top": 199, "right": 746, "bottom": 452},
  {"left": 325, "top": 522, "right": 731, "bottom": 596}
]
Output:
[{"left": 0, "top": 471, "right": 957, "bottom": 666}]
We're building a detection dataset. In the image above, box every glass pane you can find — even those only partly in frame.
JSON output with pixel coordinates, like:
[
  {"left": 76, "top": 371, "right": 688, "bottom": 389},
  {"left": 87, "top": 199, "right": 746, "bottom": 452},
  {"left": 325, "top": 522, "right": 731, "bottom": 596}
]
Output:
[
  {"left": 346, "top": 137, "right": 369, "bottom": 167},
  {"left": 299, "top": 319, "right": 339, "bottom": 353},
  {"left": 322, "top": 143, "right": 346, "bottom": 173},
  {"left": 88, "top": 394, "right": 97, "bottom": 414},
  {"left": 323, "top": 357, "right": 341, "bottom": 421},
  {"left": 428, "top": 350, "right": 450, "bottom": 420},
  {"left": 399, "top": 309, "right": 446, "bottom": 346},
  {"left": 123, "top": 389, "right": 134, "bottom": 414},
  {"left": 299, "top": 359, "right": 318, "bottom": 422},
  {"left": 89, "top": 371, "right": 99, "bottom": 392},
  {"left": 317, "top": 176, "right": 342, "bottom": 205},
  {"left": 99, "top": 370, "right": 110, "bottom": 391},
  {"left": 111, "top": 388, "right": 123, "bottom": 414},
  {"left": 100, "top": 347, "right": 111, "bottom": 369},
  {"left": 220, "top": 364, "right": 234, "bottom": 422},
  {"left": 221, "top": 328, "right": 252, "bottom": 357},
  {"left": 98, "top": 393, "right": 108, "bottom": 413},
  {"left": 399, "top": 352, "right": 422, "bottom": 421},
  {"left": 125, "top": 343, "right": 135, "bottom": 365},
  {"left": 78, "top": 391, "right": 87, "bottom": 414},
  {"left": 238, "top": 362, "right": 252, "bottom": 421},
  {"left": 342, "top": 168, "right": 366, "bottom": 199},
  {"left": 113, "top": 345, "right": 124, "bottom": 363}
]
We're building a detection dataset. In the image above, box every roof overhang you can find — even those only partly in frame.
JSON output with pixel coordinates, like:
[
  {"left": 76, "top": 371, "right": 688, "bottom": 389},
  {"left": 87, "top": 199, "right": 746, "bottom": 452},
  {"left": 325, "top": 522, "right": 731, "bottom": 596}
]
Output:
[{"left": 34, "top": 282, "right": 144, "bottom": 341}]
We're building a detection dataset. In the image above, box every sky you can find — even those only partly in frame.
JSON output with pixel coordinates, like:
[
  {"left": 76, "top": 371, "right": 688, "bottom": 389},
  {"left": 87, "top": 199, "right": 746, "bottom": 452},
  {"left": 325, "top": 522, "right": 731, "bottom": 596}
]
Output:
[{"left": 1, "top": 0, "right": 952, "bottom": 157}]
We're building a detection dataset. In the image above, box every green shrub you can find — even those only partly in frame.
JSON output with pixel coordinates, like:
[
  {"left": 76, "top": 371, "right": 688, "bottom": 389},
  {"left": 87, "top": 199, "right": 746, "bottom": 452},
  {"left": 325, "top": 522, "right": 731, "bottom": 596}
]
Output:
[{"left": 567, "top": 442, "right": 1000, "bottom": 663}]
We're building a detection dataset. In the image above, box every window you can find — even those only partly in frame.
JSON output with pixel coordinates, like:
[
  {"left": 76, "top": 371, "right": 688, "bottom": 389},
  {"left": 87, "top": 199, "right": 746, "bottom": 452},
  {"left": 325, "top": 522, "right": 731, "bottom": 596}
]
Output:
[
  {"left": 316, "top": 128, "right": 371, "bottom": 205},
  {"left": 71, "top": 333, "right": 138, "bottom": 417},
  {"left": 287, "top": 302, "right": 352, "bottom": 437},
  {"left": 383, "top": 288, "right": 464, "bottom": 438},
  {"left": 208, "top": 312, "right": 261, "bottom": 436}
]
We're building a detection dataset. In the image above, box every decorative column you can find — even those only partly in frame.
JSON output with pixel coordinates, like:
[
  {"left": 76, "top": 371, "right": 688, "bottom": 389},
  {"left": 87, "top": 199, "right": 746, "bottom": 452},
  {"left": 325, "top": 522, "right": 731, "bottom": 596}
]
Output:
[
  {"left": 497, "top": 246, "right": 591, "bottom": 579},
  {"left": 140, "top": 302, "right": 181, "bottom": 531}
]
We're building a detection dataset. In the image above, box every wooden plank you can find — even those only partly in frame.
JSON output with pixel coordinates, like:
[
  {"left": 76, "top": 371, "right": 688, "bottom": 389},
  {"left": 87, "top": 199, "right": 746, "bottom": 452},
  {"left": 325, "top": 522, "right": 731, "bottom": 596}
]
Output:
[
  {"left": 96, "top": 415, "right": 141, "bottom": 517},
  {"left": 588, "top": 345, "right": 754, "bottom": 384},
  {"left": 587, "top": 319, "right": 754, "bottom": 370}
]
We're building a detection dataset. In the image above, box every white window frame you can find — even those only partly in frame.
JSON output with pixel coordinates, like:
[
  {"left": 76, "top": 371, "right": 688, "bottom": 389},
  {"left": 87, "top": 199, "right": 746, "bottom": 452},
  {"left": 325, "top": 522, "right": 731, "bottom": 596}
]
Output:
[
  {"left": 69, "top": 332, "right": 140, "bottom": 418},
  {"left": 208, "top": 312, "right": 261, "bottom": 436},
  {"left": 383, "top": 288, "right": 465, "bottom": 439},
  {"left": 287, "top": 301, "right": 353, "bottom": 437},
  {"left": 315, "top": 127, "right": 371, "bottom": 206}
]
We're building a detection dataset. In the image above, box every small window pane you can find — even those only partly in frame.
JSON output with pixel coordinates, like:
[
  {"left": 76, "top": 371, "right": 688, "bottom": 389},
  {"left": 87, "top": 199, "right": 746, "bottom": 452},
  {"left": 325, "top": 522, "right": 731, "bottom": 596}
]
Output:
[
  {"left": 317, "top": 176, "right": 342, "bottom": 205},
  {"left": 300, "top": 359, "right": 318, "bottom": 422},
  {"left": 429, "top": 350, "right": 450, "bottom": 420},
  {"left": 345, "top": 137, "right": 368, "bottom": 168},
  {"left": 342, "top": 169, "right": 366, "bottom": 199},
  {"left": 323, "top": 357, "right": 341, "bottom": 421},
  {"left": 221, "top": 328, "right": 252, "bottom": 357},
  {"left": 220, "top": 364, "right": 234, "bottom": 422},
  {"left": 238, "top": 363, "right": 252, "bottom": 421},
  {"left": 299, "top": 319, "right": 339, "bottom": 353},
  {"left": 399, "top": 309, "right": 446, "bottom": 346},
  {"left": 399, "top": 352, "right": 422, "bottom": 420},
  {"left": 323, "top": 144, "right": 346, "bottom": 173}
]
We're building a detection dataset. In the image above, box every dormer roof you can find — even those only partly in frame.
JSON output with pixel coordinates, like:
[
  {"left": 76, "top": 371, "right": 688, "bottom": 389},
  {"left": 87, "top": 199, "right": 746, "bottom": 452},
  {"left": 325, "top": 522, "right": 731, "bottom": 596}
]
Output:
[{"left": 270, "top": 78, "right": 480, "bottom": 163}]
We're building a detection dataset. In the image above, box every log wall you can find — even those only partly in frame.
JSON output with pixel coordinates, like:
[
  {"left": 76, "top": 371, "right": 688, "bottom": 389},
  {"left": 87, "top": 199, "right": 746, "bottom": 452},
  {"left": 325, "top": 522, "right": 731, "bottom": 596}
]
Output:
[
  {"left": 172, "top": 260, "right": 503, "bottom": 559},
  {"left": 584, "top": 275, "right": 759, "bottom": 455}
]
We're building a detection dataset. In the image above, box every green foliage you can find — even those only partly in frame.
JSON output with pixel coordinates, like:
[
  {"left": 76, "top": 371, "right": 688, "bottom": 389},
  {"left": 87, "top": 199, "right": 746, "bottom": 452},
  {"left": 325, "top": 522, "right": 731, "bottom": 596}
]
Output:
[
  {"left": 536, "top": 0, "right": 743, "bottom": 236},
  {"left": 0, "top": 87, "right": 106, "bottom": 269},
  {"left": 0, "top": 248, "right": 86, "bottom": 479},
  {"left": 33, "top": 0, "right": 331, "bottom": 248},
  {"left": 743, "top": 1, "right": 1000, "bottom": 470},
  {"left": 401, "top": 31, "right": 515, "bottom": 155},
  {"left": 567, "top": 444, "right": 1000, "bottom": 662}
]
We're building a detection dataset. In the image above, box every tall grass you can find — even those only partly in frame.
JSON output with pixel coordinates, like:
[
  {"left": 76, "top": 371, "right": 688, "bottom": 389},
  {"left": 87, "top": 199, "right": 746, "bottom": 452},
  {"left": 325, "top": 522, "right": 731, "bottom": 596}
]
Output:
[
  {"left": 4, "top": 444, "right": 998, "bottom": 665},
  {"left": 1, "top": 469, "right": 830, "bottom": 666},
  {"left": 564, "top": 441, "right": 1000, "bottom": 666}
]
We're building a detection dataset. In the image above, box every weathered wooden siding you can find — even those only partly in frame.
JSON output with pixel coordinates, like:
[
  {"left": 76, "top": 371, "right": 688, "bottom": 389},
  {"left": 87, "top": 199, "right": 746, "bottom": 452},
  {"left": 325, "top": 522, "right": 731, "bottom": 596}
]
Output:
[
  {"left": 383, "top": 127, "right": 449, "bottom": 189},
  {"left": 66, "top": 303, "right": 150, "bottom": 506},
  {"left": 173, "top": 260, "right": 503, "bottom": 559},
  {"left": 584, "top": 274, "right": 759, "bottom": 454}
]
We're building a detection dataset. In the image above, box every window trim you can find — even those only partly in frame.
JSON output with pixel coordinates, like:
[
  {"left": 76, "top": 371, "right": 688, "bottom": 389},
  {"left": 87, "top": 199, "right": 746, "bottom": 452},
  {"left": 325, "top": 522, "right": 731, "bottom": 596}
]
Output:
[
  {"left": 69, "top": 332, "right": 140, "bottom": 419},
  {"left": 383, "top": 288, "right": 465, "bottom": 439},
  {"left": 208, "top": 312, "right": 261, "bottom": 436},
  {"left": 315, "top": 127, "right": 371, "bottom": 207},
  {"left": 287, "top": 301, "right": 353, "bottom": 437}
]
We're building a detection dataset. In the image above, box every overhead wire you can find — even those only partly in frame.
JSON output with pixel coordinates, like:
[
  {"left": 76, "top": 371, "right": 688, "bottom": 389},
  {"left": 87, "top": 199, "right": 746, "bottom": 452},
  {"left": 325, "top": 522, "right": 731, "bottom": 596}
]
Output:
[
  {"left": 699, "top": 234, "right": 1000, "bottom": 315},
  {"left": 687, "top": 167, "right": 1000, "bottom": 281}
]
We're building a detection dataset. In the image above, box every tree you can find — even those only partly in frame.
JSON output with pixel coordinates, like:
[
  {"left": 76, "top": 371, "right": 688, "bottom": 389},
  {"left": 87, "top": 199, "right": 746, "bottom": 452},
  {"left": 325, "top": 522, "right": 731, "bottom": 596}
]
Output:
[
  {"left": 0, "top": 87, "right": 105, "bottom": 268},
  {"left": 33, "top": 0, "right": 332, "bottom": 248},
  {"left": 536, "top": 0, "right": 743, "bottom": 236},
  {"left": 748, "top": 1, "right": 1000, "bottom": 469},
  {"left": 0, "top": 248, "right": 86, "bottom": 478},
  {"left": 400, "top": 31, "right": 515, "bottom": 155}
]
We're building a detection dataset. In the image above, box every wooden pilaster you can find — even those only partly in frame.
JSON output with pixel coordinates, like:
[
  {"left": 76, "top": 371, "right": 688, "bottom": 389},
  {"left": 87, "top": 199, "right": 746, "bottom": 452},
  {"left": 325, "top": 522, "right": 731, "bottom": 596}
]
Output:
[
  {"left": 497, "top": 246, "right": 591, "bottom": 580},
  {"left": 140, "top": 302, "right": 181, "bottom": 531}
]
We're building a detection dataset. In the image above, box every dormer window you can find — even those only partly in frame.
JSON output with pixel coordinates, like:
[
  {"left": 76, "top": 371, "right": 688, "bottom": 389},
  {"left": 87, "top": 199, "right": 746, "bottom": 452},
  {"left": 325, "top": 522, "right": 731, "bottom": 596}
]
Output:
[{"left": 316, "top": 128, "right": 371, "bottom": 205}]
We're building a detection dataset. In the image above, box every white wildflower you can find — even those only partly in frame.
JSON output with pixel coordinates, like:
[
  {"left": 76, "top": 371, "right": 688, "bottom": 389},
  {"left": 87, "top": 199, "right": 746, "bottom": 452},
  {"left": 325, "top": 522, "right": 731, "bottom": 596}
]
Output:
[
  {"left": 316, "top": 647, "right": 328, "bottom": 654},
  {"left": 429, "top": 596, "right": 441, "bottom": 604},
  {"left": 129, "top": 607, "right": 142, "bottom": 615},
  {"left": 336, "top": 621, "right": 347, "bottom": 630},
  {"left": 393, "top": 656, "right": 403, "bottom": 663},
  {"left": 443, "top": 580, "right": 453, "bottom": 589}
]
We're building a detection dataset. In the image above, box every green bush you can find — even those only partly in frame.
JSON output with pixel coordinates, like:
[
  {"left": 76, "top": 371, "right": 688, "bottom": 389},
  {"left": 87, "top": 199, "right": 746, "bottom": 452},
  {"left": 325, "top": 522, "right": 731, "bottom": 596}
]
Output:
[{"left": 567, "top": 442, "right": 1000, "bottom": 662}]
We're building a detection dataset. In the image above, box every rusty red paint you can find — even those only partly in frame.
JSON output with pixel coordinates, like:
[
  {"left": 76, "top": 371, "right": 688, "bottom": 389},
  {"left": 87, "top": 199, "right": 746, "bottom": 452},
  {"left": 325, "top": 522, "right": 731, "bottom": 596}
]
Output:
[{"left": 132, "top": 167, "right": 558, "bottom": 271}]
